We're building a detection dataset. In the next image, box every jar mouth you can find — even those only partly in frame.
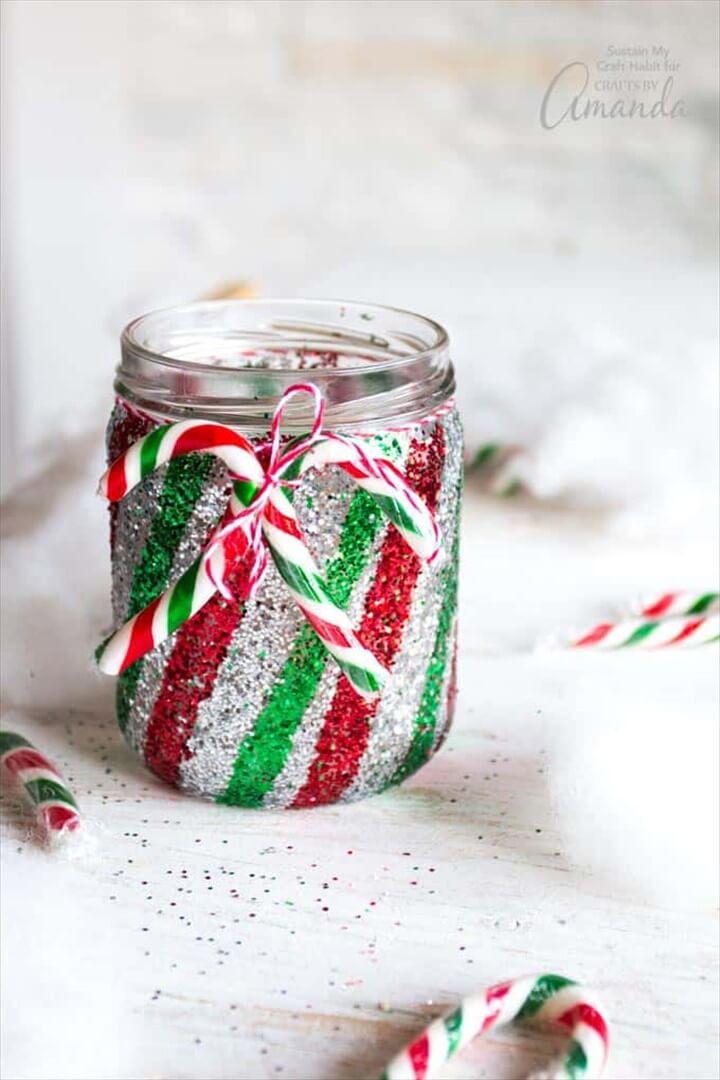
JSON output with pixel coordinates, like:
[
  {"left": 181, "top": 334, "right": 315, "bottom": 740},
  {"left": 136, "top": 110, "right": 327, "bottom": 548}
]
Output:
[{"left": 117, "top": 298, "right": 454, "bottom": 431}]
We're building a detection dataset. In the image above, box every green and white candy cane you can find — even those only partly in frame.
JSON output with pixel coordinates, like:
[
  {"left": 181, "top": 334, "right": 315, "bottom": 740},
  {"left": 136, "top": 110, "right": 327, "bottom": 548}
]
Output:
[{"left": 381, "top": 973, "right": 609, "bottom": 1080}]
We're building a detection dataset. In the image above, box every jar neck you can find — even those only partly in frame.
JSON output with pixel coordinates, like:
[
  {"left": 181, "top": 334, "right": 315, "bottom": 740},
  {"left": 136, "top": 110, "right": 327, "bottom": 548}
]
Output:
[{"left": 116, "top": 299, "right": 454, "bottom": 433}]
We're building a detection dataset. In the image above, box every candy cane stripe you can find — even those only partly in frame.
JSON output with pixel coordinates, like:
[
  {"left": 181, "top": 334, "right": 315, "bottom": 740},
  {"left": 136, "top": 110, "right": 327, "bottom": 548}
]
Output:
[
  {"left": 100, "top": 420, "right": 263, "bottom": 500},
  {"left": 0, "top": 730, "right": 81, "bottom": 838},
  {"left": 572, "top": 614, "right": 719, "bottom": 650},
  {"left": 381, "top": 974, "right": 608, "bottom": 1080},
  {"left": 638, "top": 590, "right": 719, "bottom": 618}
]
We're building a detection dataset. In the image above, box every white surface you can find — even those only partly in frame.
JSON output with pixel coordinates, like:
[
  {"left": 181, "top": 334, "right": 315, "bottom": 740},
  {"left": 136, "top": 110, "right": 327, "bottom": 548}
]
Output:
[{"left": 2, "top": 484, "right": 718, "bottom": 1080}]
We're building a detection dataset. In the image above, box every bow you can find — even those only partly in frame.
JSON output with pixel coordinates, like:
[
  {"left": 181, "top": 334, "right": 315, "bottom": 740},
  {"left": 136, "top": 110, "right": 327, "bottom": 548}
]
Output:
[{"left": 97, "top": 383, "right": 440, "bottom": 699}]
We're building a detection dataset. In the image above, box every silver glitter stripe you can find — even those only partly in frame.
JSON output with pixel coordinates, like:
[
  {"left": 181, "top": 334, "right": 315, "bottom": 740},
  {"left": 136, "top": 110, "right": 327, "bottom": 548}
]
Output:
[
  {"left": 111, "top": 473, "right": 163, "bottom": 627},
  {"left": 262, "top": 434, "right": 412, "bottom": 809},
  {"left": 121, "top": 460, "right": 230, "bottom": 760},
  {"left": 178, "top": 468, "right": 360, "bottom": 799},
  {"left": 261, "top": 523, "right": 389, "bottom": 809},
  {"left": 342, "top": 410, "right": 463, "bottom": 800}
]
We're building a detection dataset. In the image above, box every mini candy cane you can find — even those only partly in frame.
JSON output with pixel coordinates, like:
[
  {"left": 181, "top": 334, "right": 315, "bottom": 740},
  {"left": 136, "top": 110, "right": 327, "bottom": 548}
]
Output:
[
  {"left": 469, "top": 441, "right": 525, "bottom": 496},
  {"left": 97, "top": 384, "right": 440, "bottom": 699},
  {"left": 633, "top": 590, "right": 719, "bottom": 619},
  {"left": 382, "top": 974, "right": 609, "bottom": 1080},
  {"left": 0, "top": 730, "right": 81, "bottom": 838},
  {"left": 571, "top": 614, "right": 719, "bottom": 649}
]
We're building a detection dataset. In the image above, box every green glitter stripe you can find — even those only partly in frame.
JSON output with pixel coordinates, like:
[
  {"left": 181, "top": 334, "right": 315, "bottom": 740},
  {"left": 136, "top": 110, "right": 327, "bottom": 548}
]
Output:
[
  {"left": 25, "top": 777, "right": 77, "bottom": 807},
  {"left": 565, "top": 1039, "right": 589, "bottom": 1079},
  {"left": 0, "top": 731, "right": 32, "bottom": 755},
  {"left": 168, "top": 558, "right": 202, "bottom": 632},
  {"left": 389, "top": 509, "right": 460, "bottom": 787},
  {"left": 516, "top": 974, "right": 577, "bottom": 1020},
  {"left": 624, "top": 620, "right": 658, "bottom": 647},
  {"left": 687, "top": 592, "right": 719, "bottom": 615},
  {"left": 218, "top": 489, "right": 384, "bottom": 808},
  {"left": 116, "top": 455, "right": 215, "bottom": 733},
  {"left": 140, "top": 426, "right": 168, "bottom": 480},
  {"left": 443, "top": 1006, "right": 463, "bottom": 1055}
]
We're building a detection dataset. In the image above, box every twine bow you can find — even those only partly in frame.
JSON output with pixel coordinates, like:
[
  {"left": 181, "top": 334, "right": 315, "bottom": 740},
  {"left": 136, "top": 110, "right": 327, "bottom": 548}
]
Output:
[{"left": 97, "top": 383, "right": 441, "bottom": 699}]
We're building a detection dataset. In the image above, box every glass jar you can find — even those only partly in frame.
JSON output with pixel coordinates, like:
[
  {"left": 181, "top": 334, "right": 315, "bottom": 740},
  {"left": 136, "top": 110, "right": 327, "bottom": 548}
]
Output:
[{"left": 105, "top": 299, "right": 462, "bottom": 808}]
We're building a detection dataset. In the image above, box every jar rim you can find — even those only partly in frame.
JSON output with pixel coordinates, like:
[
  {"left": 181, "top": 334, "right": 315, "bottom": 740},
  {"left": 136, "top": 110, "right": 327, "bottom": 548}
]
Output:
[
  {"left": 117, "top": 298, "right": 454, "bottom": 431},
  {"left": 121, "top": 297, "right": 449, "bottom": 374}
]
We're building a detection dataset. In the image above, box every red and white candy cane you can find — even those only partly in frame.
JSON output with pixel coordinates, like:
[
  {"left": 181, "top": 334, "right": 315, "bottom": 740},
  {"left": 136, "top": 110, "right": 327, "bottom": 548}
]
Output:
[
  {"left": 572, "top": 613, "right": 719, "bottom": 649},
  {"left": 381, "top": 973, "right": 609, "bottom": 1080},
  {"left": 97, "top": 384, "right": 440, "bottom": 699},
  {"left": 0, "top": 730, "right": 81, "bottom": 838}
]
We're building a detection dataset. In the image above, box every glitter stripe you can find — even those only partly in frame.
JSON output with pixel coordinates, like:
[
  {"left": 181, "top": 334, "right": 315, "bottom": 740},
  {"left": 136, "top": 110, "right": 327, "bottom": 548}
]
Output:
[
  {"left": 261, "top": 440, "right": 411, "bottom": 809},
  {"left": 216, "top": 489, "right": 385, "bottom": 807},
  {"left": 107, "top": 405, "right": 157, "bottom": 623},
  {"left": 431, "top": 615, "right": 459, "bottom": 753},
  {"left": 178, "top": 468, "right": 365, "bottom": 800},
  {"left": 343, "top": 409, "right": 463, "bottom": 800},
  {"left": 261, "top": 530, "right": 388, "bottom": 809},
  {"left": 291, "top": 428, "right": 445, "bottom": 808},
  {"left": 143, "top": 531, "right": 251, "bottom": 784},
  {"left": 122, "top": 460, "right": 230, "bottom": 758},
  {"left": 389, "top": 518, "right": 460, "bottom": 787},
  {"left": 115, "top": 454, "right": 216, "bottom": 735}
]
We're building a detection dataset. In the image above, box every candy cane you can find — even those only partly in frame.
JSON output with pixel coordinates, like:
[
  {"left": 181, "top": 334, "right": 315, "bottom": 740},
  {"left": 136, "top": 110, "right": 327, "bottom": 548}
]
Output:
[
  {"left": 469, "top": 442, "right": 525, "bottom": 496},
  {"left": 0, "top": 730, "right": 81, "bottom": 838},
  {"left": 97, "top": 386, "right": 440, "bottom": 699},
  {"left": 633, "top": 590, "right": 719, "bottom": 619},
  {"left": 572, "top": 614, "right": 719, "bottom": 649},
  {"left": 382, "top": 973, "right": 609, "bottom": 1080}
]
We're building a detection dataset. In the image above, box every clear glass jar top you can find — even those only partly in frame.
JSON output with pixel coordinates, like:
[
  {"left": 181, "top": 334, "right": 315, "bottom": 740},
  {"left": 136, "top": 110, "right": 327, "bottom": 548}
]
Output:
[{"left": 117, "top": 298, "right": 454, "bottom": 432}]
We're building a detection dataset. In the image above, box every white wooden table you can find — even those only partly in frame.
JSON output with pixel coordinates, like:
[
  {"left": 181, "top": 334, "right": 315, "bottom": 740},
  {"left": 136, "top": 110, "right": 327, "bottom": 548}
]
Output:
[{"left": 2, "top": 487, "right": 718, "bottom": 1080}]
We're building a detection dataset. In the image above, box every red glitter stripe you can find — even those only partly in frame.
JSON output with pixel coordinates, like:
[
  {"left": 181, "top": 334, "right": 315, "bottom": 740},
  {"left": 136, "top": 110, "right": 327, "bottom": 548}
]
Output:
[
  {"left": 291, "top": 428, "right": 445, "bottom": 808},
  {"left": 556, "top": 1002, "right": 609, "bottom": 1048},
  {"left": 2, "top": 749, "right": 59, "bottom": 776},
  {"left": 143, "top": 523, "right": 250, "bottom": 786},
  {"left": 407, "top": 1033, "right": 431, "bottom": 1079},
  {"left": 664, "top": 616, "right": 704, "bottom": 645},
  {"left": 41, "top": 805, "right": 80, "bottom": 831},
  {"left": 172, "top": 423, "right": 253, "bottom": 459},
  {"left": 263, "top": 499, "right": 303, "bottom": 539},
  {"left": 122, "top": 599, "right": 162, "bottom": 672},
  {"left": 301, "top": 609, "right": 353, "bottom": 649},
  {"left": 574, "top": 622, "right": 613, "bottom": 647},
  {"left": 641, "top": 593, "right": 676, "bottom": 618}
]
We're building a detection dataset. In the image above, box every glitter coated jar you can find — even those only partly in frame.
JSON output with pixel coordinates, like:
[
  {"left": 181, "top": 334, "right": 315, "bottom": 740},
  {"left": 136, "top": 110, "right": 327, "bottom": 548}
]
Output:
[{"left": 106, "top": 300, "right": 462, "bottom": 807}]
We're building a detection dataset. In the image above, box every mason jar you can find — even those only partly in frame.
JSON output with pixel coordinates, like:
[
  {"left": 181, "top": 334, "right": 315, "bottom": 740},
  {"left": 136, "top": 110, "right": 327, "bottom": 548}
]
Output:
[{"left": 104, "top": 299, "right": 462, "bottom": 808}]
